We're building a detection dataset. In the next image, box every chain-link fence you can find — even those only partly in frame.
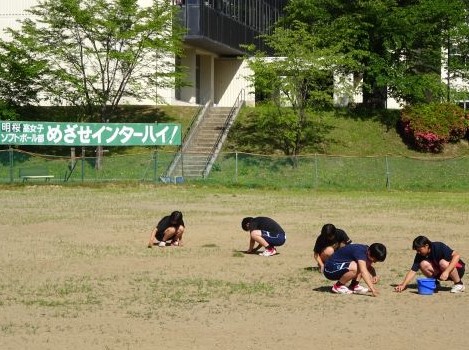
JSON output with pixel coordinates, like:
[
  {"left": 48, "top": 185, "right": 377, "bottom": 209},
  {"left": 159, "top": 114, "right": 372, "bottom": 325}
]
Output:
[
  {"left": 0, "top": 148, "right": 173, "bottom": 184},
  {"left": 1, "top": 148, "right": 468, "bottom": 191},
  {"left": 205, "top": 152, "right": 469, "bottom": 191}
]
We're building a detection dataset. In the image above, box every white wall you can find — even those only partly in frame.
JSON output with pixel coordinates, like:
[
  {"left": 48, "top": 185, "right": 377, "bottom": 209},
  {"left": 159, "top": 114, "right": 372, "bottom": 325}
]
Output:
[
  {"left": 199, "top": 54, "right": 214, "bottom": 105},
  {"left": 0, "top": 0, "right": 35, "bottom": 14},
  {"left": 214, "top": 58, "right": 254, "bottom": 107},
  {"left": 170, "top": 48, "right": 255, "bottom": 107},
  {"left": 334, "top": 72, "right": 403, "bottom": 109},
  {"left": 179, "top": 47, "right": 197, "bottom": 104},
  {"left": 0, "top": 0, "right": 37, "bottom": 40}
]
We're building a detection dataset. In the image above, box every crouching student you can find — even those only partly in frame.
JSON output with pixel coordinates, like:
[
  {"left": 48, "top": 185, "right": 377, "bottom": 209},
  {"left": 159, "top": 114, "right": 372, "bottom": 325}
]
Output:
[
  {"left": 147, "top": 211, "right": 185, "bottom": 248},
  {"left": 241, "top": 216, "right": 286, "bottom": 257},
  {"left": 323, "top": 243, "right": 387, "bottom": 296},
  {"left": 313, "top": 223, "right": 352, "bottom": 272},
  {"left": 394, "top": 235, "right": 465, "bottom": 293}
]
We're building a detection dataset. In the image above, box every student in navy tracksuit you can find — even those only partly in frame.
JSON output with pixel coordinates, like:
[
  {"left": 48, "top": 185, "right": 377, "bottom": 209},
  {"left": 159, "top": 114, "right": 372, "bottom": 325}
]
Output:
[
  {"left": 241, "top": 216, "right": 286, "bottom": 257},
  {"left": 324, "top": 243, "right": 387, "bottom": 296},
  {"left": 394, "top": 235, "right": 465, "bottom": 293}
]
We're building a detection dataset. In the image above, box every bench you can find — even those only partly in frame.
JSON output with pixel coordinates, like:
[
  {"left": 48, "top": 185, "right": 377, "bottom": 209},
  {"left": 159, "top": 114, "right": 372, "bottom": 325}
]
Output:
[
  {"left": 160, "top": 176, "right": 184, "bottom": 184},
  {"left": 19, "top": 167, "right": 54, "bottom": 182}
]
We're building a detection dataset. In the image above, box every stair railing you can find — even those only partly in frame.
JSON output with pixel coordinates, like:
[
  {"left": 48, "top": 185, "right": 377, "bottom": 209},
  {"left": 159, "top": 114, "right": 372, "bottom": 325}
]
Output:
[
  {"left": 163, "top": 100, "right": 211, "bottom": 179},
  {"left": 202, "top": 89, "right": 245, "bottom": 178}
]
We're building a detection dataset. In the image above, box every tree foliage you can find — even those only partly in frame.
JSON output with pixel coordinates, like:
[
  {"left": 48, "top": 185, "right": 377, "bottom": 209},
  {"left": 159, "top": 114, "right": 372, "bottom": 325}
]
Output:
[
  {"left": 245, "top": 21, "right": 356, "bottom": 160},
  {"left": 386, "top": 0, "right": 466, "bottom": 104},
  {"left": 0, "top": 0, "right": 184, "bottom": 122},
  {"left": 0, "top": 39, "right": 47, "bottom": 108},
  {"left": 283, "top": 0, "right": 397, "bottom": 108},
  {"left": 283, "top": 0, "right": 468, "bottom": 107},
  {"left": 447, "top": 8, "right": 469, "bottom": 101}
]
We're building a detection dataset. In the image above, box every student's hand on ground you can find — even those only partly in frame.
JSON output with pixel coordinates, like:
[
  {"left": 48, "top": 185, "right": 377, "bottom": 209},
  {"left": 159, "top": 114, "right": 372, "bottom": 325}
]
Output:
[
  {"left": 394, "top": 284, "right": 405, "bottom": 292},
  {"left": 370, "top": 288, "right": 379, "bottom": 297}
]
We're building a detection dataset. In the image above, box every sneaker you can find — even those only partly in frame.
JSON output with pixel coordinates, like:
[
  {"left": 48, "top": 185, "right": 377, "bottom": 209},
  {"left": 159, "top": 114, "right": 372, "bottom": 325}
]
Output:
[
  {"left": 259, "top": 248, "right": 277, "bottom": 257},
  {"left": 171, "top": 240, "right": 179, "bottom": 246},
  {"left": 158, "top": 241, "right": 166, "bottom": 247},
  {"left": 332, "top": 284, "right": 353, "bottom": 294},
  {"left": 351, "top": 284, "right": 369, "bottom": 294},
  {"left": 450, "top": 284, "right": 465, "bottom": 293}
]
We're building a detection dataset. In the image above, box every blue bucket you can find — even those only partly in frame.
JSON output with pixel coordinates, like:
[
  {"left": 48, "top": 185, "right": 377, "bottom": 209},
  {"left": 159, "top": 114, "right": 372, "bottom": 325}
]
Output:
[{"left": 417, "top": 278, "right": 436, "bottom": 295}]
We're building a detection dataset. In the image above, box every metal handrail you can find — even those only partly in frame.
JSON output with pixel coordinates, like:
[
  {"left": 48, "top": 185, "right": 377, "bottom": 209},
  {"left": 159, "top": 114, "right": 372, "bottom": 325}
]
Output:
[
  {"left": 162, "top": 101, "right": 209, "bottom": 178},
  {"left": 202, "top": 89, "right": 245, "bottom": 178},
  {"left": 181, "top": 100, "right": 211, "bottom": 152}
]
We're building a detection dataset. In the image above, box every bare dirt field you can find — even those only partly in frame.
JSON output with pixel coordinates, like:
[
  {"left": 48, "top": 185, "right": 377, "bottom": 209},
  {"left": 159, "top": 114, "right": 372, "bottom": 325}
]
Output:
[{"left": 0, "top": 185, "right": 468, "bottom": 350}]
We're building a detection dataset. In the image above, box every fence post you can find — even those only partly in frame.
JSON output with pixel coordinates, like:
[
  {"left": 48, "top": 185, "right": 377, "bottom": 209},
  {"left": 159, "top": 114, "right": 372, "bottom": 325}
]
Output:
[
  {"left": 385, "top": 156, "right": 391, "bottom": 190},
  {"left": 181, "top": 151, "right": 184, "bottom": 177},
  {"left": 153, "top": 148, "right": 158, "bottom": 182},
  {"left": 314, "top": 153, "right": 319, "bottom": 189},
  {"left": 81, "top": 147, "right": 85, "bottom": 183},
  {"left": 235, "top": 152, "right": 238, "bottom": 183},
  {"left": 9, "top": 146, "right": 13, "bottom": 183},
  {"left": 70, "top": 147, "right": 76, "bottom": 169}
]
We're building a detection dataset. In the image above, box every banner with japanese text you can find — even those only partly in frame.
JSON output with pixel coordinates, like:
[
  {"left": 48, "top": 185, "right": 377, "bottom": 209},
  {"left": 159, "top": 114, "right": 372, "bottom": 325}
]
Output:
[{"left": 0, "top": 121, "right": 181, "bottom": 146}]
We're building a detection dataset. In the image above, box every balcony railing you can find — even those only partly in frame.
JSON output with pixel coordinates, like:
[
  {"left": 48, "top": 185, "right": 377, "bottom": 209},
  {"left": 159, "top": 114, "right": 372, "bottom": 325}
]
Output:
[{"left": 176, "top": 1, "right": 276, "bottom": 55}]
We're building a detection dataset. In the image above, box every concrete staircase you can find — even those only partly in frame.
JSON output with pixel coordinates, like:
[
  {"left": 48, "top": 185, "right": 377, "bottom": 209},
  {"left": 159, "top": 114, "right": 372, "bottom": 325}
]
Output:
[{"left": 169, "top": 106, "right": 232, "bottom": 178}]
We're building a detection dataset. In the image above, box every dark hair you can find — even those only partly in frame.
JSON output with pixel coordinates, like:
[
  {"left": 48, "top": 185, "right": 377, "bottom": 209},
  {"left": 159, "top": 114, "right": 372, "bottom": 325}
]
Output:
[
  {"left": 320, "top": 223, "right": 337, "bottom": 241},
  {"left": 369, "top": 243, "right": 387, "bottom": 262},
  {"left": 170, "top": 211, "right": 183, "bottom": 223},
  {"left": 241, "top": 217, "right": 253, "bottom": 231},
  {"left": 412, "top": 235, "right": 431, "bottom": 250}
]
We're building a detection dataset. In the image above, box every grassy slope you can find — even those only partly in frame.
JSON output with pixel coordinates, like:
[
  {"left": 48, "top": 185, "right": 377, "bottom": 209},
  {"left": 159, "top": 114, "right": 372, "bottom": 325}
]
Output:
[{"left": 226, "top": 107, "right": 469, "bottom": 158}]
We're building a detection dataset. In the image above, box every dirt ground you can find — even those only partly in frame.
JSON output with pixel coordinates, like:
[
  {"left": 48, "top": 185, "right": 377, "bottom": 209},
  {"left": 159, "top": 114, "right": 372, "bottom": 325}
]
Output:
[{"left": 0, "top": 185, "right": 468, "bottom": 350}]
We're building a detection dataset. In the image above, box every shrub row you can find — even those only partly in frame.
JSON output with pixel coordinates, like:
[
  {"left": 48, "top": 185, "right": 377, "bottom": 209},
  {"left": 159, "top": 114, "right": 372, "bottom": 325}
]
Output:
[{"left": 399, "top": 102, "right": 468, "bottom": 153}]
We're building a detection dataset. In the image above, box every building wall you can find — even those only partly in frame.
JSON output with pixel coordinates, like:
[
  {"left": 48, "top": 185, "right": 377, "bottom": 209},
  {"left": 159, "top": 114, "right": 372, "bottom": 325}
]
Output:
[
  {"left": 0, "top": 0, "right": 34, "bottom": 15},
  {"left": 214, "top": 58, "right": 254, "bottom": 107},
  {"left": 333, "top": 73, "right": 402, "bottom": 109},
  {"left": 179, "top": 47, "right": 197, "bottom": 105},
  {"left": 0, "top": 0, "right": 35, "bottom": 40},
  {"left": 199, "top": 54, "right": 214, "bottom": 105},
  {"left": 169, "top": 47, "right": 254, "bottom": 108}
]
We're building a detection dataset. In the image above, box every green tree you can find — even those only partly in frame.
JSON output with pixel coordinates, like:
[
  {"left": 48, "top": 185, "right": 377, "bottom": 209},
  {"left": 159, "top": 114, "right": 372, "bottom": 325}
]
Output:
[
  {"left": 283, "top": 0, "right": 467, "bottom": 107},
  {"left": 387, "top": 0, "right": 465, "bottom": 104},
  {"left": 446, "top": 9, "right": 469, "bottom": 102},
  {"left": 283, "top": 0, "right": 396, "bottom": 108},
  {"left": 0, "top": 0, "right": 184, "bottom": 167},
  {"left": 0, "top": 40, "right": 47, "bottom": 108},
  {"left": 0, "top": 34, "right": 48, "bottom": 120},
  {"left": 245, "top": 21, "right": 356, "bottom": 163}
]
